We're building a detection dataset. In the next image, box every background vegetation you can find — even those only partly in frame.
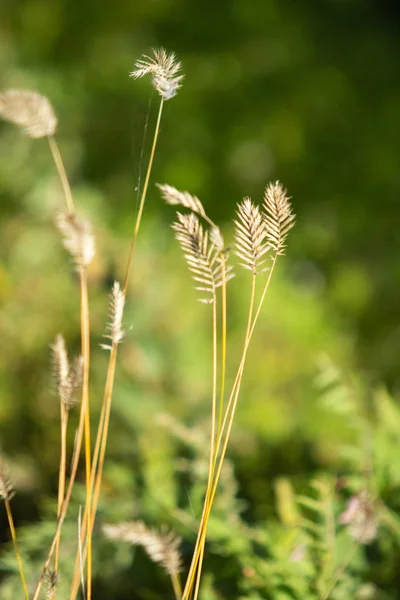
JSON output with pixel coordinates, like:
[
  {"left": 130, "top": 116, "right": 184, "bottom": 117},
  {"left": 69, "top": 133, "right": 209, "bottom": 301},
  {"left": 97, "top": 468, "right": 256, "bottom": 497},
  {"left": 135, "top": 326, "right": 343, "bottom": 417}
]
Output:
[{"left": 1, "top": 0, "right": 400, "bottom": 598}]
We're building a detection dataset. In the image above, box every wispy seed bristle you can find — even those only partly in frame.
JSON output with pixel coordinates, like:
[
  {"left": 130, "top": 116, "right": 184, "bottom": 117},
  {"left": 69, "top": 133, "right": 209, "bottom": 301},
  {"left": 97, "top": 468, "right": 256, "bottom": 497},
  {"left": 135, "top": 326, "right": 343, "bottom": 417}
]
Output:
[
  {"left": 101, "top": 281, "right": 125, "bottom": 350},
  {"left": 130, "top": 48, "right": 184, "bottom": 100},
  {"left": 103, "top": 521, "right": 182, "bottom": 576},
  {"left": 56, "top": 211, "right": 95, "bottom": 270},
  {"left": 0, "top": 89, "right": 57, "bottom": 138},
  {"left": 0, "top": 460, "right": 15, "bottom": 502},
  {"left": 158, "top": 183, "right": 206, "bottom": 218},
  {"left": 51, "top": 335, "right": 82, "bottom": 409}
]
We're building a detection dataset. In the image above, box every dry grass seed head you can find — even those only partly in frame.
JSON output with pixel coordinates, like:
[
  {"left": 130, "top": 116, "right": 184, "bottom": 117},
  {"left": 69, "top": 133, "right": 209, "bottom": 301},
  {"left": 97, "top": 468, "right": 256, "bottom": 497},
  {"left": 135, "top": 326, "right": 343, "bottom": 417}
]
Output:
[
  {"left": 51, "top": 334, "right": 69, "bottom": 396},
  {"left": 56, "top": 211, "right": 95, "bottom": 270},
  {"left": 101, "top": 281, "right": 125, "bottom": 350},
  {"left": 130, "top": 48, "right": 184, "bottom": 100},
  {"left": 234, "top": 197, "right": 269, "bottom": 273},
  {"left": 51, "top": 336, "right": 83, "bottom": 408},
  {"left": 262, "top": 181, "right": 295, "bottom": 255},
  {"left": 158, "top": 183, "right": 206, "bottom": 218},
  {"left": 45, "top": 570, "right": 60, "bottom": 599},
  {"left": 0, "top": 460, "right": 15, "bottom": 502},
  {"left": 0, "top": 89, "right": 57, "bottom": 138},
  {"left": 103, "top": 521, "right": 182, "bottom": 577},
  {"left": 173, "top": 212, "right": 225, "bottom": 304}
]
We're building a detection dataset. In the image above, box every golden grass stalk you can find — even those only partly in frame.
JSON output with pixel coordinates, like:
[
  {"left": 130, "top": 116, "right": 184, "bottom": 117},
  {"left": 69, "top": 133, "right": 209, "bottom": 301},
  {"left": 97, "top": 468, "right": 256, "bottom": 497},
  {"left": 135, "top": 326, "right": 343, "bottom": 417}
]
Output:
[
  {"left": 182, "top": 182, "right": 295, "bottom": 600},
  {"left": 0, "top": 461, "right": 29, "bottom": 600},
  {"left": 69, "top": 50, "right": 182, "bottom": 600},
  {"left": 32, "top": 140, "right": 96, "bottom": 600},
  {"left": 51, "top": 336, "right": 82, "bottom": 593}
]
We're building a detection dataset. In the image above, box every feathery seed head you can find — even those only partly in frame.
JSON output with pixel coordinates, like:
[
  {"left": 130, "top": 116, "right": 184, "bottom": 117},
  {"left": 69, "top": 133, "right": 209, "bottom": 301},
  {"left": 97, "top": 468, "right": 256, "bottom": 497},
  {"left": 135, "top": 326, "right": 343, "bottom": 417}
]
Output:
[
  {"left": 103, "top": 521, "right": 182, "bottom": 576},
  {"left": 101, "top": 281, "right": 125, "bottom": 350},
  {"left": 45, "top": 570, "right": 60, "bottom": 598},
  {"left": 0, "top": 89, "right": 57, "bottom": 138},
  {"left": 157, "top": 183, "right": 206, "bottom": 218},
  {"left": 51, "top": 335, "right": 83, "bottom": 408},
  {"left": 51, "top": 334, "right": 69, "bottom": 396},
  {"left": 130, "top": 49, "right": 184, "bottom": 100},
  {"left": 63, "top": 356, "right": 83, "bottom": 409},
  {"left": 0, "top": 460, "right": 14, "bottom": 502},
  {"left": 262, "top": 181, "right": 295, "bottom": 255},
  {"left": 173, "top": 212, "right": 219, "bottom": 304},
  {"left": 234, "top": 197, "right": 269, "bottom": 273},
  {"left": 56, "top": 211, "right": 95, "bottom": 270}
]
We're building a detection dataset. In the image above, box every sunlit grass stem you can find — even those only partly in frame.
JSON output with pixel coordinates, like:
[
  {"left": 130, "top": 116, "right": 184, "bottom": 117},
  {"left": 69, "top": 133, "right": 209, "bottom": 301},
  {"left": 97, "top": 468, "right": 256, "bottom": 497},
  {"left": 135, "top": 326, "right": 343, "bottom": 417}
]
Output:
[
  {"left": 4, "top": 499, "right": 29, "bottom": 600},
  {"left": 47, "top": 135, "right": 74, "bottom": 214},
  {"left": 184, "top": 255, "right": 277, "bottom": 600},
  {"left": 69, "top": 98, "right": 165, "bottom": 600}
]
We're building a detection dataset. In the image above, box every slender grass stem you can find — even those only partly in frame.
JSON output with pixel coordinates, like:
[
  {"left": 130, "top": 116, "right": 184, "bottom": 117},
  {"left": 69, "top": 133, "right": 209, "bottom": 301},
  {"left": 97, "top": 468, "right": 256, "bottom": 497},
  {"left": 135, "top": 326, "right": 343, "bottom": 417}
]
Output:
[
  {"left": 32, "top": 268, "right": 93, "bottom": 600},
  {"left": 217, "top": 257, "right": 227, "bottom": 438},
  {"left": 32, "top": 136, "right": 94, "bottom": 600},
  {"left": 69, "top": 351, "right": 114, "bottom": 600},
  {"left": 4, "top": 499, "right": 29, "bottom": 600},
  {"left": 123, "top": 99, "right": 164, "bottom": 294},
  {"left": 53, "top": 403, "right": 68, "bottom": 592},
  {"left": 47, "top": 135, "right": 74, "bottom": 213},
  {"left": 80, "top": 271, "right": 93, "bottom": 600},
  {"left": 183, "top": 256, "right": 278, "bottom": 600},
  {"left": 69, "top": 98, "right": 165, "bottom": 600},
  {"left": 171, "top": 573, "right": 182, "bottom": 600}
]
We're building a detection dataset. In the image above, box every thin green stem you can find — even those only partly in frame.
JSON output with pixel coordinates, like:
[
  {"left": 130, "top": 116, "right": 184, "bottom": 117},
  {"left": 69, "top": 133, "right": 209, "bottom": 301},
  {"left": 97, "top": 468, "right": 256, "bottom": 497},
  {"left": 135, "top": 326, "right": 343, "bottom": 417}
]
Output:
[
  {"left": 123, "top": 99, "right": 164, "bottom": 295},
  {"left": 79, "top": 271, "right": 92, "bottom": 600},
  {"left": 52, "top": 403, "right": 68, "bottom": 596},
  {"left": 47, "top": 135, "right": 74, "bottom": 213},
  {"left": 183, "top": 256, "right": 278, "bottom": 600},
  {"left": 216, "top": 256, "right": 227, "bottom": 439},
  {"left": 4, "top": 499, "right": 29, "bottom": 600}
]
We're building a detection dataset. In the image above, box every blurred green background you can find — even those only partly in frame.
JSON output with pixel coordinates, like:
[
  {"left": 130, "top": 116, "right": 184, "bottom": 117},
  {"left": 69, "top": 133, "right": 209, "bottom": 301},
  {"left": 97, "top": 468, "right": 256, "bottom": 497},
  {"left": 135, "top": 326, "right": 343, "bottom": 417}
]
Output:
[{"left": 1, "top": 0, "right": 400, "bottom": 598}]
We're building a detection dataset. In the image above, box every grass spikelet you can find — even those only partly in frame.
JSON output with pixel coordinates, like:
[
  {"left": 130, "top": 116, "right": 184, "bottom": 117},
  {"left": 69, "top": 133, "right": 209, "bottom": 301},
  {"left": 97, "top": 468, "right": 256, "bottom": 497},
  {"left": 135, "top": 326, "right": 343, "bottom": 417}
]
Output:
[
  {"left": 45, "top": 570, "right": 60, "bottom": 599},
  {"left": 103, "top": 521, "right": 182, "bottom": 577},
  {"left": 0, "top": 461, "right": 15, "bottom": 502},
  {"left": 173, "top": 212, "right": 223, "bottom": 303},
  {"left": 262, "top": 181, "right": 296, "bottom": 255},
  {"left": 101, "top": 281, "right": 125, "bottom": 350},
  {"left": 234, "top": 197, "right": 269, "bottom": 273},
  {"left": 157, "top": 183, "right": 206, "bottom": 218},
  {"left": 0, "top": 89, "right": 57, "bottom": 138},
  {"left": 56, "top": 212, "right": 95, "bottom": 270},
  {"left": 51, "top": 335, "right": 83, "bottom": 409},
  {"left": 130, "top": 48, "right": 184, "bottom": 100}
]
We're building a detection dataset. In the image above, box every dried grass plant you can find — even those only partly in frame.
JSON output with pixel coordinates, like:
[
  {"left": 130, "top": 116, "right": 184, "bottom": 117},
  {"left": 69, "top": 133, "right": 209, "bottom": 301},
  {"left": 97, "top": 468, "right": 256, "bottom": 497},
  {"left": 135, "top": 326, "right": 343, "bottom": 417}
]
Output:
[{"left": 0, "top": 48, "right": 297, "bottom": 600}]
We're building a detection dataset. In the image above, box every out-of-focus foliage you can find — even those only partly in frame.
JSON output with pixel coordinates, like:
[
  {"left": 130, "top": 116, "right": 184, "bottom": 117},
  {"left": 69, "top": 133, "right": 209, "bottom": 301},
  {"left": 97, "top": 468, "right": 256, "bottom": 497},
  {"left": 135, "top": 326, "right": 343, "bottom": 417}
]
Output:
[{"left": 1, "top": 0, "right": 400, "bottom": 598}]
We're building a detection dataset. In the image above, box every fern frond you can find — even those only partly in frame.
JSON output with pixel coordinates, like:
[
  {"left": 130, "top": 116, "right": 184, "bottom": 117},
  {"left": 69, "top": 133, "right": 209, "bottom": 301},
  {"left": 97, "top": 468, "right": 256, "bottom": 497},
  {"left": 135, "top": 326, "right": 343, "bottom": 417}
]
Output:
[
  {"left": 0, "top": 89, "right": 57, "bottom": 138},
  {"left": 234, "top": 197, "right": 269, "bottom": 273},
  {"left": 173, "top": 212, "right": 224, "bottom": 303},
  {"left": 262, "top": 181, "right": 295, "bottom": 255}
]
